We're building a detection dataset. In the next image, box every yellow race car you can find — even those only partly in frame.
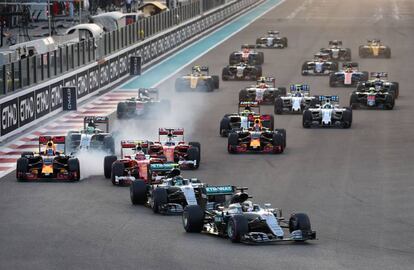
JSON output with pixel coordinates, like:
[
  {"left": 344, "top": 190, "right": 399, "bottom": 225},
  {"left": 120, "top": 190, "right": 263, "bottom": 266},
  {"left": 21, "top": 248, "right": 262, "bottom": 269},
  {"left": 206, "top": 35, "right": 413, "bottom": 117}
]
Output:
[
  {"left": 359, "top": 39, "right": 391, "bottom": 58},
  {"left": 175, "top": 66, "right": 219, "bottom": 92}
]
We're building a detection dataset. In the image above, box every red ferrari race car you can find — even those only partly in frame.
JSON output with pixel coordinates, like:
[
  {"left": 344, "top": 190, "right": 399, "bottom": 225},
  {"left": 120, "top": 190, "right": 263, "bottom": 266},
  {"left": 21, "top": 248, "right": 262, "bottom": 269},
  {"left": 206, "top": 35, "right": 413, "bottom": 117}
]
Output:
[
  {"left": 104, "top": 140, "right": 166, "bottom": 186},
  {"left": 147, "top": 128, "right": 201, "bottom": 170},
  {"left": 16, "top": 136, "right": 80, "bottom": 181}
]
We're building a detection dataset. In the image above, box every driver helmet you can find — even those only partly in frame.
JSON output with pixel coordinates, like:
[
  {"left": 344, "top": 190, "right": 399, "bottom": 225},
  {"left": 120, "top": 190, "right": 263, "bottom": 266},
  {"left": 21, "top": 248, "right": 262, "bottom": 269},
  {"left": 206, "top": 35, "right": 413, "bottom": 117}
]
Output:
[
  {"left": 242, "top": 47, "right": 249, "bottom": 53},
  {"left": 345, "top": 67, "right": 352, "bottom": 73},
  {"left": 295, "top": 91, "right": 302, "bottom": 97},
  {"left": 139, "top": 89, "right": 150, "bottom": 98},
  {"left": 171, "top": 176, "right": 184, "bottom": 186},
  {"left": 134, "top": 146, "right": 146, "bottom": 160},
  {"left": 369, "top": 87, "right": 376, "bottom": 92},
  {"left": 86, "top": 126, "right": 95, "bottom": 134},
  {"left": 253, "top": 119, "right": 262, "bottom": 131},
  {"left": 193, "top": 65, "right": 201, "bottom": 74},
  {"left": 323, "top": 103, "right": 332, "bottom": 109},
  {"left": 45, "top": 141, "right": 55, "bottom": 156},
  {"left": 242, "top": 200, "right": 253, "bottom": 212}
]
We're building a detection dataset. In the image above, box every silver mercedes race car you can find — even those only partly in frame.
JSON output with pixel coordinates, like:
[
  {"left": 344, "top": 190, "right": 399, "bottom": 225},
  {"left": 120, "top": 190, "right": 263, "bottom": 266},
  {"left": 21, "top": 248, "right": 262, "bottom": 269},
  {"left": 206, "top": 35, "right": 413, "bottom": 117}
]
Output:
[
  {"left": 255, "top": 31, "right": 288, "bottom": 49},
  {"left": 66, "top": 116, "right": 115, "bottom": 154},
  {"left": 329, "top": 62, "right": 369, "bottom": 87},
  {"left": 274, "top": 84, "right": 318, "bottom": 114},
  {"left": 229, "top": 44, "right": 264, "bottom": 65},
  {"left": 222, "top": 62, "right": 262, "bottom": 81},
  {"left": 301, "top": 53, "right": 339, "bottom": 76},
  {"left": 302, "top": 96, "right": 352, "bottom": 128},
  {"left": 238, "top": 77, "right": 286, "bottom": 104},
  {"left": 319, "top": 40, "right": 351, "bottom": 61}
]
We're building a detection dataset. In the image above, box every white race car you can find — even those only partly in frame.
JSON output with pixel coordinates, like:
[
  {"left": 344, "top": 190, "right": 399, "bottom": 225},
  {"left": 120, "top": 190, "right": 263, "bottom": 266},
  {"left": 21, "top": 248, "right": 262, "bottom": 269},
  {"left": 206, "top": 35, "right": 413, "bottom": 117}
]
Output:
[{"left": 274, "top": 84, "right": 318, "bottom": 114}]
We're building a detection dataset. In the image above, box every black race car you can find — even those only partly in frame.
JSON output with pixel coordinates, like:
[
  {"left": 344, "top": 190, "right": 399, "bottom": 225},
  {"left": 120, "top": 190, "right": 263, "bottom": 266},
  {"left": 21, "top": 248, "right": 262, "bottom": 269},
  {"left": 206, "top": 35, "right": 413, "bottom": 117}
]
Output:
[
  {"left": 350, "top": 87, "right": 394, "bottom": 110},
  {"left": 319, "top": 40, "right": 351, "bottom": 61},
  {"left": 356, "top": 72, "right": 399, "bottom": 98},
  {"left": 117, "top": 88, "right": 170, "bottom": 118},
  {"left": 182, "top": 187, "right": 316, "bottom": 244}
]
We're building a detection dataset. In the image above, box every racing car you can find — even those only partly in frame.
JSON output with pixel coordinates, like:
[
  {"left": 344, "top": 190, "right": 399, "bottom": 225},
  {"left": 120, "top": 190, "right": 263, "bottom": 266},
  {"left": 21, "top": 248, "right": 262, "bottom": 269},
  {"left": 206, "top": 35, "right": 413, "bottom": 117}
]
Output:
[
  {"left": 329, "top": 62, "right": 369, "bottom": 87},
  {"left": 319, "top": 40, "right": 351, "bottom": 61},
  {"left": 302, "top": 96, "right": 352, "bottom": 128},
  {"left": 145, "top": 128, "right": 201, "bottom": 169},
  {"left": 175, "top": 66, "right": 220, "bottom": 92},
  {"left": 66, "top": 116, "right": 115, "bottom": 154},
  {"left": 274, "top": 84, "right": 319, "bottom": 114},
  {"left": 238, "top": 77, "right": 286, "bottom": 104},
  {"left": 359, "top": 39, "right": 391, "bottom": 58},
  {"left": 255, "top": 30, "right": 288, "bottom": 48},
  {"left": 356, "top": 72, "right": 399, "bottom": 98},
  {"left": 116, "top": 88, "right": 171, "bottom": 118},
  {"left": 129, "top": 165, "right": 206, "bottom": 214},
  {"left": 227, "top": 118, "right": 286, "bottom": 154},
  {"left": 301, "top": 53, "right": 339, "bottom": 76},
  {"left": 222, "top": 62, "right": 262, "bottom": 81},
  {"left": 219, "top": 102, "right": 274, "bottom": 137},
  {"left": 16, "top": 136, "right": 80, "bottom": 181},
  {"left": 229, "top": 44, "right": 264, "bottom": 65},
  {"left": 182, "top": 187, "right": 316, "bottom": 244},
  {"left": 103, "top": 140, "right": 167, "bottom": 186},
  {"left": 350, "top": 86, "right": 395, "bottom": 110}
]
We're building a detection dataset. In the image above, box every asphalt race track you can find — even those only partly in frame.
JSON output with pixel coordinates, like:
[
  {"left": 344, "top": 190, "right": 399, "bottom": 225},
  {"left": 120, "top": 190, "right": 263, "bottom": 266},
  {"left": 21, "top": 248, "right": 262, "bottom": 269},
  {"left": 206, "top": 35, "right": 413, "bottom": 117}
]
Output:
[{"left": 1, "top": 0, "right": 414, "bottom": 269}]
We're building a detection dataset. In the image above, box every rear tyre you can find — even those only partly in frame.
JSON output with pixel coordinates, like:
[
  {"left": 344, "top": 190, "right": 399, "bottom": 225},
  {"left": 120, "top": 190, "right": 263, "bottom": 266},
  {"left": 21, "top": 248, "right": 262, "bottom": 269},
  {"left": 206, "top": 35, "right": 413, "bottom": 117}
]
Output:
[
  {"left": 239, "top": 89, "right": 249, "bottom": 102},
  {"left": 152, "top": 188, "right": 168, "bottom": 213},
  {"left": 68, "top": 158, "right": 80, "bottom": 181},
  {"left": 275, "top": 128, "right": 287, "bottom": 148},
  {"left": 220, "top": 117, "right": 230, "bottom": 137},
  {"left": 211, "top": 75, "right": 220, "bottom": 89},
  {"left": 384, "top": 95, "right": 395, "bottom": 110},
  {"left": 117, "top": 102, "right": 127, "bottom": 119},
  {"left": 303, "top": 110, "right": 312, "bottom": 128},
  {"left": 183, "top": 205, "right": 204, "bottom": 233},
  {"left": 390, "top": 82, "right": 399, "bottom": 98},
  {"left": 272, "top": 133, "right": 284, "bottom": 154},
  {"left": 274, "top": 97, "right": 283, "bottom": 114},
  {"left": 227, "top": 215, "right": 248, "bottom": 243},
  {"left": 228, "top": 133, "right": 239, "bottom": 154},
  {"left": 130, "top": 180, "right": 147, "bottom": 205},
  {"left": 222, "top": 67, "right": 229, "bottom": 81},
  {"left": 16, "top": 158, "right": 29, "bottom": 181},
  {"left": 342, "top": 109, "right": 352, "bottom": 128},
  {"left": 350, "top": 94, "right": 359, "bottom": 109},
  {"left": 104, "top": 155, "right": 117, "bottom": 179},
  {"left": 111, "top": 161, "right": 125, "bottom": 186},
  {"left": 187, "top": 147, "right": 200, "bottom": 169}
]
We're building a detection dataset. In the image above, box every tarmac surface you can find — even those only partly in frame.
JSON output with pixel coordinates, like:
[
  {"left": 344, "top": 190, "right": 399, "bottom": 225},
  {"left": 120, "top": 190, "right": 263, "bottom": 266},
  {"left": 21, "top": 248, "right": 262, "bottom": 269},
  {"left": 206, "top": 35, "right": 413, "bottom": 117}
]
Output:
[{"left": 1, "top": 0, "right": 414, "bottom": 269}]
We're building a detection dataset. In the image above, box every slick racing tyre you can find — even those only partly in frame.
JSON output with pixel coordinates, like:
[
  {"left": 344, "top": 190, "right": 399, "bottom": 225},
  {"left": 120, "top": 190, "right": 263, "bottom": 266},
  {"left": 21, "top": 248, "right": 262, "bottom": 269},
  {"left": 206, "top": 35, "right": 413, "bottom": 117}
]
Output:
[
  {"left": 222, "top": 67, "right": 229, "bottom": 81},
  {"left": 289, "top": 213, "right": 312, "bottom": 241},
  {"left": 187, "top": 147, "right": 200, "bottom": 169},
  {"left": 16, "top": 157, "right": 29, "bottom": 181},
  {"left": 342, "top": 109, "right": 353, "bottom": 128},
  {"left": 183, "top": 205, "right": 204, "bottom": 233},
  {"left": 227, "top": 215, "right": 248, "bottom": 243},
  {"left": 239, "top": 89, "right": 249, "bottom": 102},
  {"left": 274, "top": 98, "right": 283, "bottom": 114},
  {"left": 390, "top": 82, "right": 399, "bottom": 99},
  {"left": 152, "top": 188, "right": 168, "bottom": 213},
  {"left": 111, "top": 161, "right": 125, "bottom": 186},
  {"left": 228, "top": 133, "right": 239, "bottom": 154},
  {"left": 272, "top": 133, "right": 284, "bottom": 154},
  {"left": 212, "top": 75, "right": 220, "bottom": 89},
  {"left": 302, "top": 110, "right": 312, "bottom": 128},
  {"left": 384, "top": 95, "right": 395, "bottom": 110},
  {"left": 349, "top": 94, "right": 359, "bottom": 109},
  {"left": 220, "top": 117, "right": 230, "bottom": 137},
  {"left": 104, "top": 155, "right": 117, "bottom": 179},
  {"left": 275, "top": 128, "right": 287, "bottom": 148},
  {"left": 68, "top": 158, "right": 80, "bottom": 181},
  {"left": 130, "top": 180, "right": 147, "bottom": 205}
]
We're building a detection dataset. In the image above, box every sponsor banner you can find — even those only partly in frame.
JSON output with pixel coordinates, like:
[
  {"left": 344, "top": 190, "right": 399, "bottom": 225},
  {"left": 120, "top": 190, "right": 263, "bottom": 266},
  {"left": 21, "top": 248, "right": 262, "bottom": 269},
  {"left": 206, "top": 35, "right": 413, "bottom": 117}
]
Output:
[
  {"left": 50, "top": 81, "right": 63, "bottom": 112},
  {"left": 77, "top": 71, "right": 89, "bottom": 98},
  {"left": 89, "top": 66, "right": 100, "bottom": 93},
  {"left": 18, "top": 92, "right": 35, "bottom": 127},
  {"left": 99, "top": 62, "right": 110, "bottom": 86},
  {"left": 35, "top": 86, "right": 50, "bottom": 119},
  {"left": 119, "top": 53, "right": 129, "bottom": 77},
  {"left": 64, "top": 75, "right": 77, "bottom": 87},
  {"left": 1, "top": 98, "right": 18, "bottom": 136},
  {"left": 62, "top": 86, "right": 77, "bottom": 111},
  {"left": 109, "top": 58, "right": 119, "bottom": 82},
  {"left": 130, "top": 56, "right": 142, "bottom": 76}
]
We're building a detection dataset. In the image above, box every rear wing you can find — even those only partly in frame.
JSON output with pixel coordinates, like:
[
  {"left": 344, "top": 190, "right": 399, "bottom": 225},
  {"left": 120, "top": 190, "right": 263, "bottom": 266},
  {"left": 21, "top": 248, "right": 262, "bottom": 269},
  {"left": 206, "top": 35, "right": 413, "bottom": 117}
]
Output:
[
  {"left": 256, "top": 77, "right": 275, "bottom": 87},
  {"left": 120, "top": 140, "right": 151, "bottom": 149},
  {"left": 83, "top": 116, "right": 109, "bottom": 132},
  {"left": 290, "top": 84, "right": 310, "bottom": 92},
  {"left": 329, "top": 40, "right": 342, "bottom": 46},
  {"left": 238, "top": 101, "right": 260, "bottom": 113},
  {"left": 149, "top": 163, "right": 179, "bottom": 172},
  {"left": 267, "top": 30, "right": 279, "bottom": 35},
  {"left": 192, "top": 66, "right": 209, "bottom": 72},
  {"left": 241, "top": 44, "right": 256, "bottom": 49},
  {"left": 205, "top": 185, "right": 235, "bottom": 196},
  {"left": 342, "top": 62, "right": 359, "bottom": 69},
  {"left": 370, "top": 72, "right": 388, "bottom": 78},
  {"left": 159, "top": 128, "right": 184, "bottom": 136},
  {"left": 319, "top": 95, "right": 339, "bottom": 103},
  {"left": 314, "top": 52, "right": 329, "bottom": 60},
  {"left": 368, "top": 39, "right": 380, "bottom": 43}
]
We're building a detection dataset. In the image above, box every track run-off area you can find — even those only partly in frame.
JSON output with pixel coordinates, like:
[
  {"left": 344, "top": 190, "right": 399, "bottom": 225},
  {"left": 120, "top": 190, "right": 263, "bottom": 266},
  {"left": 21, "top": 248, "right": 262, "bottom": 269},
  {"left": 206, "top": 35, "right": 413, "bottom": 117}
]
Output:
[{"left": 1, "top": 0, "right": 414, "bottom": 269}]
